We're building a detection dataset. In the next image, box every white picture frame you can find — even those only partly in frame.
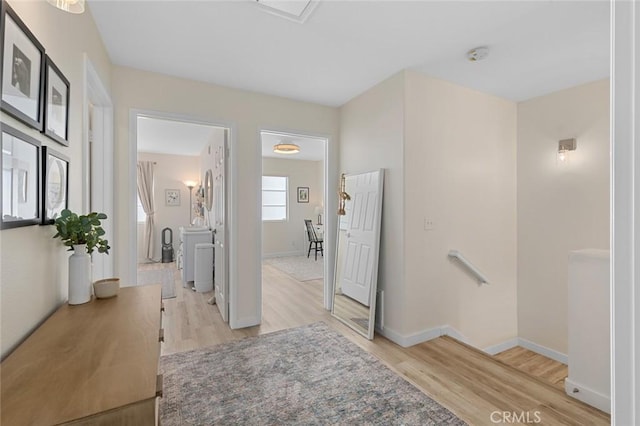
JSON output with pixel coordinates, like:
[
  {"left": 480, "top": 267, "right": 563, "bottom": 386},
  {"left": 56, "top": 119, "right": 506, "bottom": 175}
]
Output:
[{"left": 165, "top": 189, "right": 180, "bottom": 206}]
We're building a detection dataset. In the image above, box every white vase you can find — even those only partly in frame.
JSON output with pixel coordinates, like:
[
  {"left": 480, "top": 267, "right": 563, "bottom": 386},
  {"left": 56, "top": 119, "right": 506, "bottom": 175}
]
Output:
[{"left": 69, "top": 244, "right": 92, "bottom": 305}]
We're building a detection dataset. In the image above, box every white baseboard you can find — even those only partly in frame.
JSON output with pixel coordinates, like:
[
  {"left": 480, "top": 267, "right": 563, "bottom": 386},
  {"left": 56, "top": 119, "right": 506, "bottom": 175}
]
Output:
[
  {"left": 441, "top": 325, "right": 471, "bottom": 346},
  {"left": 376, "top": 325, "right": 442, "bottom": 347},
  {"left": 483, "top": 338, "right": 520, "bottom": 355},
  {"left": 565, "top": 378, "right": 611, "bottom": 414},
  {"left": 262, "top": 251, "right": 304, "bottom": 259},
  {"left": 375, "top": 325, "right": 566, "bottom": 364},
  {"left": 518, "top": 337, "right": 568, "bottom": 364}
]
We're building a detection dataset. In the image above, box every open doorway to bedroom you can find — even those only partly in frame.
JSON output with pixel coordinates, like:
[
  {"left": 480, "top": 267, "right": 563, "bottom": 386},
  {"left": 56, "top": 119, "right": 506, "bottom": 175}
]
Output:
[{"left": 260, "top": 130, "right": 328, "bottom": 324}]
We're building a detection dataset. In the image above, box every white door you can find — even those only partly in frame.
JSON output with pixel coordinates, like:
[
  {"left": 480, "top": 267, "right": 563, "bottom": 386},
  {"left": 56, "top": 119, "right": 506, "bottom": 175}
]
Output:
[
  {"left": 214, "top": 130, "right": 228, "bottom": 322},
  {"left": 340, "top": 170, "right": 384, "bottom": 306}
]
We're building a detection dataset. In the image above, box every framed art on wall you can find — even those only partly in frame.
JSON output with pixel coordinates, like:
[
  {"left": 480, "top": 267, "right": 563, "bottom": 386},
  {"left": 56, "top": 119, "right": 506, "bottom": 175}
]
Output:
[
  {"left": 41, "top": 146, "right": 69, "bottom": 224},
  {"left": 43, "top": 56, "right": 70, "bottom": 146},
  {"left": 1, "top": 122, "right": 41, "bottom": 229},
  {"left": 297, "top": 187, "right": 309, "bottom": 203},
  {"left": 0, "top": 1, "right": 46, "bottom": 131},
  {"left": 165, "top": 189, "right": 180, "bottom": 206}
]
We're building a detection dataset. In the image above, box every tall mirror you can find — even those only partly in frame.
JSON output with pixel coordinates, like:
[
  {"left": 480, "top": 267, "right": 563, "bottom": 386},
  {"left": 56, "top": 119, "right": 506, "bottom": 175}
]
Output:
[{"left": 332, "top": 169, "right": 384, "bottom": 339}]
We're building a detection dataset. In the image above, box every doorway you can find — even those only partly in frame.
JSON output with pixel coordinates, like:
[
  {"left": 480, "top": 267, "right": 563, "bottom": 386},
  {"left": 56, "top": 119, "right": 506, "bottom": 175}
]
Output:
[
  {"left": 129, "top": 110, "right": 231, "bottom": 323},
  {"left": 259, "top": 130, "right": 329, "bottom": 316},
  {"left": 83, "top": 56, "right": 113, "bottom": 281}
]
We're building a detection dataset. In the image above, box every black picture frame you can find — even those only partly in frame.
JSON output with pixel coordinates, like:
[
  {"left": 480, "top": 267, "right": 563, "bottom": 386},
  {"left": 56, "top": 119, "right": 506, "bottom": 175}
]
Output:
[
  {"left": 297, "top": 187, "right": 309, "bottom": 203},
  {"left": 0, "top": 1, "right": 46, "bottom": 131},
  {"left": 41, "top": 146, "right": 69, "bottom": 225},
  {"left": 1, "top": 122, "right": 41, "bottom": 229},
  {"left": 43, "top": 56, "right": 70, "bottom": 146}
]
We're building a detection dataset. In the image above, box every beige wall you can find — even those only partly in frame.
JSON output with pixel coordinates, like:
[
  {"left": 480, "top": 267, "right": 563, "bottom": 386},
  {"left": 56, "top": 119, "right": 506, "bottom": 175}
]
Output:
[
  {"left": 0, "top": 1, "right": 111, "bottom": 358},
  {"left": 404, "top": 71, "right": 518, "bottom": 348},
  {"left": 339, "top": 71, "right": 518, "bottom": 348},
  {"left": 339, "top": 72, "right": 406, "bottom": 335},
  {"left": 517, "top": 79, "right": 610, "bottom": 355},
  {"left": 111, "top": 66, "right": 339, "bottom": 327},
  {"left": 136, "top": 152, "right": 200, "bottom": 262},
  {"left": 261, "top": 157, "right": 323, "bottom": 257}
]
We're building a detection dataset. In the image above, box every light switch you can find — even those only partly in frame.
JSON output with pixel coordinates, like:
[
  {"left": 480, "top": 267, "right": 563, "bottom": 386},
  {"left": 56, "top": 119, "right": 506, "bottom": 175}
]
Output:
[{"left": 424, "top": 218, "right": 434, "bottom": 231}]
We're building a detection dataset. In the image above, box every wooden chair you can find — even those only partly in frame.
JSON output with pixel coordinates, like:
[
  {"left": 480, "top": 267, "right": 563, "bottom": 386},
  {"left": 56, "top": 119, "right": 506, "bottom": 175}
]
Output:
[{"left": 304, "top": 219, "right": 323, "bottom": 261}]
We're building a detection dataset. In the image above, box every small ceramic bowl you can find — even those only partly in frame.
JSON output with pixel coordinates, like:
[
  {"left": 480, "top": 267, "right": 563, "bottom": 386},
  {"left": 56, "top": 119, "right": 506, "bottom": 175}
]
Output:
[{"left": 93, "top": 278, "right": 120, "bottom": 299}]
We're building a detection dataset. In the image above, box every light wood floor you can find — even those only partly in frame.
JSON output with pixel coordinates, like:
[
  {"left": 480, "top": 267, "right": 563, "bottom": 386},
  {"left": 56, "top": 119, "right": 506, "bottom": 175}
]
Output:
[
  {"left": 495, "top": 346, "right": 568, "bottom": 390},
  {"left": 156, "top": 262, "right": 609, "bottom": 425}
]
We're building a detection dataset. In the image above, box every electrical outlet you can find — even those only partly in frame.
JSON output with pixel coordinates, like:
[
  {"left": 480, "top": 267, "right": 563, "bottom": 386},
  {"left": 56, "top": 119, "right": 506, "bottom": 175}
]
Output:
[{"left": 424, "top": 218, "right": 435, "bottom": 231}]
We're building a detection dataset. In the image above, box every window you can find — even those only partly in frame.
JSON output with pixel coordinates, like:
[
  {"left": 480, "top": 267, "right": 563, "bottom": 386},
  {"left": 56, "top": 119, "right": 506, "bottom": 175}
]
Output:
[
  {"left": 137, "top": 193, "right": 146, "bottom": 223},
  {"left": 262, "top": 176, "right": 288, "bottom": 221}
]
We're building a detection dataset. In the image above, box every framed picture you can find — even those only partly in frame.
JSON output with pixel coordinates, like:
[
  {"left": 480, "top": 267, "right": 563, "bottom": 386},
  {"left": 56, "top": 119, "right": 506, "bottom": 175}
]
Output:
[
  {"left": 41, "top": 146, "right": 69, "bottom": 225},
  {"left": 165, "top": 189, "right": 180, "bottom": 206},
  {"left": 297, "top": 187, "right": 309, "bottom": 203},
  {"left": 43, "top": 56, "right": 69, "bottom": 146},
  {"left": 1, "top": 122, "right": 41, "bottom": 229},
  {"left": 0, "top": 1, "right": 46, "bottom": 131}
]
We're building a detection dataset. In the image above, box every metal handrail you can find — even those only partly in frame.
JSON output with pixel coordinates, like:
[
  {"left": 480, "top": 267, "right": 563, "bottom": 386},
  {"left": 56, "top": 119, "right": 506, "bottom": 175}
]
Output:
[{"left": 448, "top": 250, "right": 489, "bottom": 285}]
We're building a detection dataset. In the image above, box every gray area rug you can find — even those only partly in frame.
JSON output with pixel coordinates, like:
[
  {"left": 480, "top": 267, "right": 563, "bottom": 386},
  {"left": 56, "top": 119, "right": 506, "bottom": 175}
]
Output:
[
  {"left": 160, "top": 322, "right": 466, "bottom": 425},
  {"left": 264, "top": 255, "right": 323, "bottom": 281},
  {"left": 137, "top": 268, "right": 176, "bottom": 299}
]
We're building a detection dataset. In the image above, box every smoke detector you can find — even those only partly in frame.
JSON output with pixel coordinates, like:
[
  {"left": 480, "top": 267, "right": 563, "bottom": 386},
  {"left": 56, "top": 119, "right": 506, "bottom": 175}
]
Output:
[{"left": 467, "top": 46, "right": 490, "bottom": 62}]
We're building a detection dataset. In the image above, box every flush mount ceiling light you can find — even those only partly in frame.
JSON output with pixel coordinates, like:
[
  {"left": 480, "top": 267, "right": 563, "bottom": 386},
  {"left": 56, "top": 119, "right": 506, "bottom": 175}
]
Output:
[
  {"left": 467, "top": 46, "right": 490, "bottom": 62},
  {"left": 255, "top": 0, "right": 319, "bottom": 23},
  {"left": 273, "top": 143, "right": 300, "bottom": 154},
  {"left": 46, "top": 0, "right": 85, "bottom": 14}
]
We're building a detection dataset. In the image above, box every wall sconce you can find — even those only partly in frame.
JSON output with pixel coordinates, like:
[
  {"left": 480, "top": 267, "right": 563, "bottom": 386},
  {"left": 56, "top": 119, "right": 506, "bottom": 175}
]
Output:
[
  {"left": 558, "top": 138, "right": 577, "bottom": 163},
  {"left": 337, "top": 173, "right": 350, "bottom": 216},
  {"left": 46, "top": 0, "right": 85, "bottom": 14}
]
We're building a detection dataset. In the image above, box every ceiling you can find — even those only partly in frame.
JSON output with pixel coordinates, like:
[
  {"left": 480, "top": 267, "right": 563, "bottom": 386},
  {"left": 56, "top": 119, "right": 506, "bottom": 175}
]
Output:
[
  {"left": 90, "top": 1, "right": 609, "bottom": 107},
  {"left": 261, "top": 131, "right": 325, "bottom": 161},
  {"left": 137, "top": 116, "right": 223, "bottom": 156}
]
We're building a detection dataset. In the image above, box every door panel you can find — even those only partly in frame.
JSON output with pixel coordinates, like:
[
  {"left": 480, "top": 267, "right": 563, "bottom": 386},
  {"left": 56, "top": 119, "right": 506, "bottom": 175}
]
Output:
[
  {"left": 214, "top": 130, "right": 228, "bottom": 322},
  {"left": 340, "top": 171, "right": 382, "bottom": 307}
]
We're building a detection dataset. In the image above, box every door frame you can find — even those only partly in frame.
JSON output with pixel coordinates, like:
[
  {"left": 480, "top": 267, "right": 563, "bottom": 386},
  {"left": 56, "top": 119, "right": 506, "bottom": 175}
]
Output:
[
  {"left": 611, "top": 1, "right": 639, "bottom": 422},
  {"left": 257, "top": 128, "right": 336, "bottom": 311},
  {"left": 127, "top": 110, "right": 235, "bottom": 317},
  {"left": 82, "top": 55, "right": 113, "bottom": 280}
]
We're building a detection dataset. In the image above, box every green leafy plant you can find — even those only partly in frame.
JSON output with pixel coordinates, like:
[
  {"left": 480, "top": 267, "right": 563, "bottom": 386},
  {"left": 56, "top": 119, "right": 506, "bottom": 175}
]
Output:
[{"left": 53, "top": 209, "right": 111, "bottom": 254}]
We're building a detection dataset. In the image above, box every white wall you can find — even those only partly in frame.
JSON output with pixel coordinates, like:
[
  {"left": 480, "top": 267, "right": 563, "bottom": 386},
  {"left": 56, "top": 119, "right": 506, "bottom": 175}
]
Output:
[
  {"left": 136, "top": 152, "right": 200, "bottom": 262},
  {"left": 112, "top": 66, "right": 339, "bottom": 328},
  {"left": 261, "top": 157, "right": 323, "bottom": 257},
  {"left": 517, "top": 79, "right": 610, "bottom": 355},
  {"left": 339, "top": 71, "right": 406, "bottom": 336},
  {"left": 0, "top": 1, "right": 111, "bottom": 358},
  {"left": 403, "top": 71, "right": 518, "bottom": 348}
]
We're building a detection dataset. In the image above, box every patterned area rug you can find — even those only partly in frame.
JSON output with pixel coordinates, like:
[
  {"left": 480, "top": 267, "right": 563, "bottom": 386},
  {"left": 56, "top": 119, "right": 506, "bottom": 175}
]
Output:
[
  {"left": 160, "top": 323, "right": 465, "bottom": 425},
  {"left": 137, "top": 267, "right": 176, "bottom": 299},
  {"left": 264, "top": 255, "right": 324, "bottom": 281}
]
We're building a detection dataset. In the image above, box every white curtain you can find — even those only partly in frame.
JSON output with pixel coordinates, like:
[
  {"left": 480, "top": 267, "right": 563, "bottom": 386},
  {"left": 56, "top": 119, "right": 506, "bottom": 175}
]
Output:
[{"left": 137, "top": 161, "right": 155, "bottom": 260}]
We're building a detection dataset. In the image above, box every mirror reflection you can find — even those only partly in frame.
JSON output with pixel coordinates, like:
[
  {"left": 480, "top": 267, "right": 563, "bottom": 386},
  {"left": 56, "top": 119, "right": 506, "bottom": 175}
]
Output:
[{"left": 332, "top": 169, "right": 384, "bottom": 339}]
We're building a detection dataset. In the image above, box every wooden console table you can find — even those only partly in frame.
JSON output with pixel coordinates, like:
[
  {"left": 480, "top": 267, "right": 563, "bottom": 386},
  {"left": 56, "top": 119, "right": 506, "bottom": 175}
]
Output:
[{"left": 1, "top": 285, "right": 163, "bottom": 425}]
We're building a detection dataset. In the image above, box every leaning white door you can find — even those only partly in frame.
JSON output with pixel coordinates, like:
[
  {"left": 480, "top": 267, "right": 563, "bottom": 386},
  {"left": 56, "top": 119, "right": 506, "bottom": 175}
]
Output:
[
  {"left": 340, "top": 170, "right": 384, "bottom": 307},
  {"left": 214, "top": 130, "right": 228, "bottom": 322}
]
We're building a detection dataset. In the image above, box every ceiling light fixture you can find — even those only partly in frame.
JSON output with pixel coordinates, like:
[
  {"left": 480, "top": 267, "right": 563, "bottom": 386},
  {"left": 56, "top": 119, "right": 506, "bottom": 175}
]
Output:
[
  {"left": 467, "top": 46, "right": 490, "bottom": 62},
  {"left": 273, "top": 143, "right": 300, "bottom": 154},
  {"left": 46, "top": 0, "right": 85, "bottom": 14}
]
